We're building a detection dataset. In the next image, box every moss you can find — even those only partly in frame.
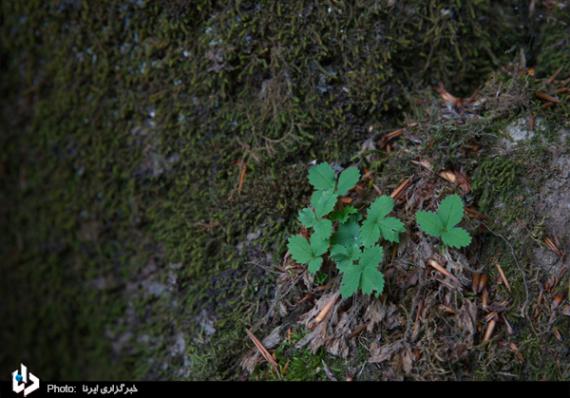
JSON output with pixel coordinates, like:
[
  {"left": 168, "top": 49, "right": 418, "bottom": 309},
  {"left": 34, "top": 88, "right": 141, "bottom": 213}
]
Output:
[
  {"left": 472, "top": 156, "right": 520, "bottom": 214},
  {"left": 250, "top": 328, "right": 344, "bottom": 381},
  {"left": 535, "top": 7, "right": 570, "bottom": 80},
  {"left": 0, "top": 0, "right": 542, "bottom": 381}
]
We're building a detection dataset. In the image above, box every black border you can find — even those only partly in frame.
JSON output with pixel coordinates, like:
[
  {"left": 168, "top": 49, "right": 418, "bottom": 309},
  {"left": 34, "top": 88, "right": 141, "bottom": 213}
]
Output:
[{"left": 1, "top": 381, "right": 569, "bottom": 398}]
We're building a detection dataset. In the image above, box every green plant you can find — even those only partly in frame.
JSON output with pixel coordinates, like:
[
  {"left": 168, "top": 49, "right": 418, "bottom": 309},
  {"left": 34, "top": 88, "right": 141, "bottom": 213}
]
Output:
[
  {"left": 288, "top": 163, "right": 473, "bottom": 300},
  {"left": 287, "top": 162, "right": 403, "bottom": 299},
  {"left": 416, "top": 194, "right": 472, "bottom": 248}
]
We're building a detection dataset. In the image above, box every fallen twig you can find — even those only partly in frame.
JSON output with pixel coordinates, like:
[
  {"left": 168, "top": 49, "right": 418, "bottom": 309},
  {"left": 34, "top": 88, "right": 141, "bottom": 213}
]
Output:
[
  {"left": 315, "top": 293, "right": 340, "bottom": 324},
  {"left": 495, "top": 261, "right": 511, "bottom": 293},
  {"left": 535, "top": 91, "right": 561, "bottom": 104},
  {"left": 246, "top": 328, "right": 279, "bottom": 372},
  {"left": 390, "top": 177, "right": 412, "bottom": 200}
]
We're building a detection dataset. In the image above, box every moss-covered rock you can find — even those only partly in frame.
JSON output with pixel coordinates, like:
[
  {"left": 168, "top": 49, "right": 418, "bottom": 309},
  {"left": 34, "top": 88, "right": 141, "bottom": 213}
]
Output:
[{"left": 0, "top": 0, "right": 559, "bottom": 380}]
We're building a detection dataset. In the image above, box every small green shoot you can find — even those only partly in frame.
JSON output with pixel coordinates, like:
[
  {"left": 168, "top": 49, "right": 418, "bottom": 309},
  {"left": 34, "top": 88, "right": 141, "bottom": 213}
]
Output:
[
  {"left": 416, "top": 194, "right": 472, "bottom": 248},
  {"left": 288, "top": 162, "right": 404, "bottom": 299}
]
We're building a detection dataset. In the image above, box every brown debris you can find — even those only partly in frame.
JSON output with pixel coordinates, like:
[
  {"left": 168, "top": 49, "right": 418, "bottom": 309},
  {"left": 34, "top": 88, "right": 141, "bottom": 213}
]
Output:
[
  {"left": 535, "top": 91, "right": 561, "bottom": 104},
  {"left": 428, "top": 258, "right": 453, "bottom": 279},
  {"left": 245, "top": 328, "right": 279, "bottom": 372},
  {"left": 544, "top": 236, "right": 564, "bottom": 258},
  {"left": 545, "top": 274, "right": 557, "bottom": 293},
  {"left": 379, "top": 128, "right": 404, "bottom": 149},
  {"left": 436, "top": 82, "right": 464, "bottom": 109},
  {"left": 315, "top": 293, "right": 340, "bottom": 325},
  {"left": 321, "top": 360, "right": 338, "bottom": 381},
  {"left": 349, "top": 324, "right": 367, "bottom": 338},
  {"left": 438, "top": 169, "right": 471, "bottom": 193},
  {"left": 503, "top": 315, "right": 514, "bottom": 336},
  {"left": 478, "top": 274, "right": 488, "bottom": 293},
  {"left": 553, "top": 327, "right": 562, "bottom": 342},
  {"left": 412, "top": 159, "right": 434, "bottom": 172},
  {"left": 390, "top": 177, "right": 412, "bottom": 200},
  {"left": 546, "top": 67, "right": 562, "bottom": 85},
  {"left": 472, "top": 272, "right": 480, "bottom": 293},
  {"left": 368, "top": 340, "right": 404, "bottom": 364},
  {"left": 233, "top": 159, "right": 247, "bottom": 195},
  {"left": 552, "top": 292, "right": 566, "bottom": 310},
  {"left": 529, "top": 113, "right": 536, "bottom": 131},
  {"left": 495, "top": 261, "right": 511, "bottom": 293},
  {"left": 363, "top": 300, "right": 386, "bottom": 332},
  {"left": 481, "top": 288, "right": 489, "bottom": 310},
  {"left": 465, "top": 207, "right": 486, "bottom": 220},
  {"left": 439, "top": 305, "right": 456, "bottom": 315},
  {"left": 458, "top": 300, "right": 477, "bottom": 345},
  {"left": 428, "top": 258, "right": 463, "bottom": 290},
  {"left": 483, "top": 313, "right": 498, "bottom": 342},
  {"left": 510, "top": 342, "right": 524, "bottom": 363},
  {"left": 401, "top": 347, "right": 414, "bottom": 375}
]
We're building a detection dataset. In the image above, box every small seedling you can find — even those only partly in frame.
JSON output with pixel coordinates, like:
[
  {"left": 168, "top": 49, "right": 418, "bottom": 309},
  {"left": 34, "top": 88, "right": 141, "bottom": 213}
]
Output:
[
  {"left": 416, "top": 194, "right": 472, "bottom": 248},
  {"left": 288, "top": 162, "right": 404, "bottom": 299},
  {"left": 287, "top": 162, "right": 472, "bottom": 301}
]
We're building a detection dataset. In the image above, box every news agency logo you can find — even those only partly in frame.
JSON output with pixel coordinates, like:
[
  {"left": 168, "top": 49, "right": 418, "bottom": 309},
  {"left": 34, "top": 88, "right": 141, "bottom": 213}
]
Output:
[{"left": 12, "top": 364, "right": 40, "bottom": 396}]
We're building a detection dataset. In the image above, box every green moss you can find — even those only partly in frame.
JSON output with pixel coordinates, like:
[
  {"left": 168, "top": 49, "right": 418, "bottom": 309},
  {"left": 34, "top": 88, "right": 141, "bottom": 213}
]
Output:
[
  {"left": 472, "top": 156, "right": 519, "bottom": 214},
  {"left": 0, "top": 0, "right": 543, "bottom": 381},
  {"left": 535, "top": 9, "right": 570, "bottom": 80}
]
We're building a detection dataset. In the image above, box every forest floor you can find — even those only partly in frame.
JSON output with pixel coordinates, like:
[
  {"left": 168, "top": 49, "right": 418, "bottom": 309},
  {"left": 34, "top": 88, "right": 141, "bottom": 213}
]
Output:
[{"left": 1, "top": 1, "right": 569, "bottom": 380}]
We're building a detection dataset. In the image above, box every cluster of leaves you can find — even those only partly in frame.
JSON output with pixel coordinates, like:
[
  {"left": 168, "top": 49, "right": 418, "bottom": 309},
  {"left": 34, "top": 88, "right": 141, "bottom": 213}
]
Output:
[
  {"left": 287, "top": 162, "right": 473, "bottom": 300},
  {"left": 288, "top": 163, "right": 405, "bottom": 298}
]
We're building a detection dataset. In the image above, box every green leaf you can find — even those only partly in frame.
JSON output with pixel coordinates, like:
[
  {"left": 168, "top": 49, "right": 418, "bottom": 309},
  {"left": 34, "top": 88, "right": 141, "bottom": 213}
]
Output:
[
  {"left": 331, "top": 244, "right": 361, "bottom": 272},
  {"left": 287, "top": 235, "right": 313, "bottom": 265},
  {"left": 361, "top": 217, "right": 380, "bottom": 247},
  {"left": 441, "top": 227, "right": 472, "bottom": 248},
  {"left": 360, "top": 245, "right": 384, "bottom": 269},
  {"left": 311, "top": 190, "right": 337, "bottom": 218},
  {"left": 437, "top": 194, "right": 464, "bottom": 229},
  {"left": 308, "top": 257, "right": 323, "bottom": 274},
  {"left": 339, "top": 245, "right": 385, "bottom": 299},
  {"left": 298, "top": 208, "right": 318, "bottom": 228},
  {"left": 308, "top": 162, "right": 336, "bottom": 191},
  {"left": 368, "top": 195, "right": 394, "bottom": 221},
  {"left": 361, "top": 266, "right": 385, "bottom": 297},
  {"left": 416, "top": 195, "right": 472, "bottom": 248},
  {"left": 378, "top": 217, "right": 406, "bottom": 243},
  {"left": 416, "top": 211, "right": 444, "bottom": 237},
  {"left": 332, "top": 216, "right": 361, "bottom": 247},
  {"left": 329, "top": 205, "right": 358, "bottom": 223},
  {"left": 361, "top": 196, "right": 404, "bottom": 246},
  {"left": 340, "top": 263, "right": 361, "bottom": 299},
  {"left": 330, "top": 244, "right": 348, "bottom": 260},
  {"left": 336, "top": 167, "right": 361, "bottom": 196},
  {"left": 310, "top": 233, "right": 329, "bottom": 257},
  {"left": 360, "top": 246, "right": 385, "bottom": 297},
  {"left": 312, "top": 219, "right": 333, "bottom": 241}
]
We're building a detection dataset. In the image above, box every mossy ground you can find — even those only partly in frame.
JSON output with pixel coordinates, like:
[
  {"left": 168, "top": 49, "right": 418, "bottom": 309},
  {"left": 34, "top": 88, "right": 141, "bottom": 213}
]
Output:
[{"left": 1, "top": 1, "right": 568, "bottom": 380}]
